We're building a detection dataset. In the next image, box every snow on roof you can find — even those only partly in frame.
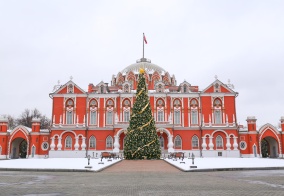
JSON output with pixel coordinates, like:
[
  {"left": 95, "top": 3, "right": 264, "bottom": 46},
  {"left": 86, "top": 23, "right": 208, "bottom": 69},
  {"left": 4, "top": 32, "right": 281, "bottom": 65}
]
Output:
[{"left": 121, "top": 61, "right": 167, "bottom": 75}]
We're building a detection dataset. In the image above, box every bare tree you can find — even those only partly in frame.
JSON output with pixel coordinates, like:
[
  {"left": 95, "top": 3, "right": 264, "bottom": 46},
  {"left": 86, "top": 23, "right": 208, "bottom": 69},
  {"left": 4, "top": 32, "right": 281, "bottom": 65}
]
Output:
[
  {"left": 16, "top": 108, "right": 51, "bottom": 129},
  {"left": 1, "top": 114, "right": 17, "bottom": 129}
]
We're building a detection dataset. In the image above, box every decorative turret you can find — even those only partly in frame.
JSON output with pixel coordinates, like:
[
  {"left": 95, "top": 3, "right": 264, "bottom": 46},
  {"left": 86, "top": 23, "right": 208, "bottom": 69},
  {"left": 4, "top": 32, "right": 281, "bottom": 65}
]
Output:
[
  {"left": 280, "top": 116, "right": 284, "bottom": 132},
  {"left": 246, "top": 116, "right": 257, "bottom": 131},
  {"left": 31, "top": 118, "right": 41, "bottom": 132},
  {"left": 0, "top": 118, "right": 8, "bottom": 132}
]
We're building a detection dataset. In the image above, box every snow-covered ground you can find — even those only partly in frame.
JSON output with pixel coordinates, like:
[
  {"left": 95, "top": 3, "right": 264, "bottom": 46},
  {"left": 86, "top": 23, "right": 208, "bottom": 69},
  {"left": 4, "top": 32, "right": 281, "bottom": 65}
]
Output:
[
  {"left": 0, "top": 158, "right": 121, "bottom": 172},
  {"left": 0, "top": 157, "right": 284, "bottom": 172},
  {"left": 165, "top": 157, "right": 284, "bottom": 171}
]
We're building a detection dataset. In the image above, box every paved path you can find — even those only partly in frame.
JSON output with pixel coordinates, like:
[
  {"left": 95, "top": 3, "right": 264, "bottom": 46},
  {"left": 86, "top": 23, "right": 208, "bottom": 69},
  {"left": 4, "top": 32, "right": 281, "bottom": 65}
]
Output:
[
  {"left": 103, "top": 160, "right": 180, "bottom": 173},
  {"left": 1, "top": 164, "right": 284, "bottom": 195}
]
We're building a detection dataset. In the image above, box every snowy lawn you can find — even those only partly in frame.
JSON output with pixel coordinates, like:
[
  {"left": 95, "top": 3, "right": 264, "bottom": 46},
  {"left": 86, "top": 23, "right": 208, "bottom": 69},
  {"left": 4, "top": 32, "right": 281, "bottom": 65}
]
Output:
[
  {"left": 0, "top": 158, "right": 121, "bottom": 172},
  {"left": 165, "top": 157, "right": 284, "bottom": 171}
]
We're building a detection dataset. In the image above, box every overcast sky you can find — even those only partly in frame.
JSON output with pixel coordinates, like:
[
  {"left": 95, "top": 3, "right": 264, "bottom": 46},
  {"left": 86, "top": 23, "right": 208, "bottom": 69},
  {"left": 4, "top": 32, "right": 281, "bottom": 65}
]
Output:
[{"left": 0, "top": 0, "right": 283, "bottom": 128}]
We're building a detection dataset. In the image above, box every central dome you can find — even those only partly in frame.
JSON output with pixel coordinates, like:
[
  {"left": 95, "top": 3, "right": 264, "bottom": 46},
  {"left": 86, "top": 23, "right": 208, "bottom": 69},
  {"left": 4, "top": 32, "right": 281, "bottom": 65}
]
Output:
[{"left": 121, "top": 58, "right": 167, "bottom": 75}]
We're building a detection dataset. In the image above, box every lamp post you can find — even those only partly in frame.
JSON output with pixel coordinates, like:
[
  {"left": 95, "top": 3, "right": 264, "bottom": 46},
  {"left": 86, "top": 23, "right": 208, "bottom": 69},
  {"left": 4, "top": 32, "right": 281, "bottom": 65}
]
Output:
[
  {"left": 87, "top": 155, "right": 91, "bottom": 165},
  {"left": 85, "top": 155, "right": 92, "bottom": 169},
  {"left": 190, "top": 153, "right": 197, "bottom": 169}
]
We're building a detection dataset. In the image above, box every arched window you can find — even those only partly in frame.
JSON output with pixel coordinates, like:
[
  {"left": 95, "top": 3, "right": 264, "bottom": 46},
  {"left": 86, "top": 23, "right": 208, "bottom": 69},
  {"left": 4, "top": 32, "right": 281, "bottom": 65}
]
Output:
[
  {"left": 123, "top": 137, "right": 126, "bottom": 149},
  {"left": 65, "top": 136, "right": 72, "bottom": 148},
  {"left": 89, "top": 136, "right": 96, "bottom": 148},
  {"left": 216, "top": 135, "right": 223, "bottom": 148},
  {"left": 213, "top": 99, "right": 222, "bottom": 124},
  {"left": 66, "top": 99, "right": 74, "bottom": 124},
  {"left": 174, "top": 135, "right": 182, "bottom": 149},
  {"left": 31, "top": 146, "right": 35, "bottom": 157},
  {"left": 124, "top": 84, "right": 129, "bottom": 93},
  {"left": 106, "top": 136, "right": 113, "bottom": 149},
  {"left": 183, "top": 84, "right": 187, "bottom": 93},
  {"left": 123, "top": 99, "right": 130, "bottom": 122},
  {"left": 106, "top": 100, "right": 114, "bottom": 125},
  {"left": 214, "top": 83, "right": 220, "bottom": 92},
  {"left": 100, "top": 85, "right": 104, "bottom": 93},
  {"left": 192, "top": 136, "right": 199, "bottom": 148},
  {"left": 157, "top": 84, "right": 163, "bottom": 92},
  {"left": 159, "top": 136, "right": 164, "bottom": 148},
  {"left": 90, "top": 100, "right": 97, "bottom": 125},
  {"left": 68, "top": 84, "right": 73, "bottom": 93}
]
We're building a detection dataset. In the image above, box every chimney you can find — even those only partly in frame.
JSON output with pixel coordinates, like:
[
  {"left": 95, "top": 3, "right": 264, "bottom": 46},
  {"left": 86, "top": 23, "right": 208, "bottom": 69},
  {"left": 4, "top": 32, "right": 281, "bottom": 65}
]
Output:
[
  {"left": 280, "top": 116, "right": 284, "bottom": 132},
  {"left": 31, "top": 118, "right": 41, "bottom": 132},
  {"left": 246, "top": 116, "right": 257, "bottom": 131},
  {"left": 0, "top": 118, "right": 8, "bottom": 132}
]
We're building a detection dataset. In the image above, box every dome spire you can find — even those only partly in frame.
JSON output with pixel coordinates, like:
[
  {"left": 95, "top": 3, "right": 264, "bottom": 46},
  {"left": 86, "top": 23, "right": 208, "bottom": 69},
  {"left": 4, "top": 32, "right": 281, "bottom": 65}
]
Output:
[{"left": 143, "top": 33, "right": 147, "bottom": 59}]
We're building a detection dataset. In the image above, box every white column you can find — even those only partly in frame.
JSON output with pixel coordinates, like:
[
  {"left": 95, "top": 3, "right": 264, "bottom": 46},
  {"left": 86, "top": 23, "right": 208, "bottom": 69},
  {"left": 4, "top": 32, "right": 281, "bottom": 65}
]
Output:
[
  {"left": 226, "top": 137, "right": 231, "bottom": 150},
  {"left": 87, "top": 113, "right": 89, "bottom": 126},
  {"left": 74, "top": 137, "right": 79, "bottom": 150},
  {"left": 76, "top": 115, "right": 79, "bottom": 127},
  {"left": 113, "top": 135, "right": 120, "bottom": 153},
  {"left": 59, "top": 115, "right": 62, "bottom": 127},
  {"left": 226, "top": 114, "right": 229, "bottom": 127},
  {"left": 188, "top": 112, "right": 191, "bottom": 127},
  {"left": 167, "top": 135, "right": 174, "bottom": 152},
  {"left": 53, "top": 115, "right": 55, "bottom": 127},
  {"left": 209, "top": 114, "right": 212, "bottom": 127},
  {"left": 202, "top": 137, "right": 207, "bottom": 150},
  {"left": 57, "top": 137, "right": 62, "bottom": 150},
  {"left": 81, "top": 137, "right": 86, "bottom": 151},
  {"left": 233, "top": 137, "right": 238, "bottom": 150},
  {"left": 50, "top": 137, "right": 55, "bottom": 150},
  {"left": 83, "top": 115, "right": 85, "bottom": 127},
  {"left": 209, "top": 137, "right": 214, "bottom": 150}
]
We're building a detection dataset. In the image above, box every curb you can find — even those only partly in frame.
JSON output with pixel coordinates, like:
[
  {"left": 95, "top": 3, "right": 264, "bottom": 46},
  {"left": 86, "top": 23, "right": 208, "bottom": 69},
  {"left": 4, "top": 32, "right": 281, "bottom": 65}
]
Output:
[
  {"left": 0, "top": 159, "right": 123, "bottom": 173},
  {"left": 96, "top": 159, "right": 123, "bottom": 172},
  {"left": 164, "top": 160, "right": 284, "bottom": 172}
]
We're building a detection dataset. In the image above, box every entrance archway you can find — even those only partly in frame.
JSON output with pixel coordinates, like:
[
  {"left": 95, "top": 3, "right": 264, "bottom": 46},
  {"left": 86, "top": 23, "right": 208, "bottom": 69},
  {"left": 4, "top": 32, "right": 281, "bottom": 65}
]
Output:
[
  {"left": 11, "top": 138, "right": 27, "bottom": 159},
  {"left": 261, "top": 137, "right": 278, "bottom": 158}
]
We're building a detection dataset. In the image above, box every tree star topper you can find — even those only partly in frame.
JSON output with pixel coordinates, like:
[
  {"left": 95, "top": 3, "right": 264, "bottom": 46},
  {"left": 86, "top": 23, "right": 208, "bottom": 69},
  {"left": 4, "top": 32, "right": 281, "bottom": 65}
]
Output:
[{"left": 139, "top": 68, "right": 145, "bottom": 74}]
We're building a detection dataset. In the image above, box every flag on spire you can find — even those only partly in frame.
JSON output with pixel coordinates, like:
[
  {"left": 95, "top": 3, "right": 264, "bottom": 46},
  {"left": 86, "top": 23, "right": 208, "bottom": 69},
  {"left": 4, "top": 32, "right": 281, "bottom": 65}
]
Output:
[{"left": 143, "top": 33, "right": 147, "bottom": 44}]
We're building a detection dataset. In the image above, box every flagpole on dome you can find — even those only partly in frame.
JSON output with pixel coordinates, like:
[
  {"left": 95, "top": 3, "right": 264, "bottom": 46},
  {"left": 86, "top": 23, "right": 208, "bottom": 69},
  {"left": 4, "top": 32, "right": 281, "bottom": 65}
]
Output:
[{"left": 143, "top": 33, "right": 147, "bottom": 59}]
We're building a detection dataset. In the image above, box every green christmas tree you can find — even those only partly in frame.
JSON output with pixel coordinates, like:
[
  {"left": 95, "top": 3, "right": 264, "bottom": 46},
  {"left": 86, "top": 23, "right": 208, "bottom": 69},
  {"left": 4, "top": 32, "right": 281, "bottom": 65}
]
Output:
[{"left": 124, "top": 68, "right": 161, "bottom": 160}]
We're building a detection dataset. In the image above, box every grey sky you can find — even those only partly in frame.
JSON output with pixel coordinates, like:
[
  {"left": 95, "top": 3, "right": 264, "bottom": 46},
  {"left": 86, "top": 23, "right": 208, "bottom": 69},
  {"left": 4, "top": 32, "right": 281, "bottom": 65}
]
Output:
[{"left": 0, "top": 0, "right": 283, "bottom": 127}]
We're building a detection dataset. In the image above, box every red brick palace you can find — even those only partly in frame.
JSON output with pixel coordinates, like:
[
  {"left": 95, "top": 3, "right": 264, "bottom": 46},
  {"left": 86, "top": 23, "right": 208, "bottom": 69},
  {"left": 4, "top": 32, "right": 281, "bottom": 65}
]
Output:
[{"left": 0, "top": 58, "right": 283, "bottom": 159}]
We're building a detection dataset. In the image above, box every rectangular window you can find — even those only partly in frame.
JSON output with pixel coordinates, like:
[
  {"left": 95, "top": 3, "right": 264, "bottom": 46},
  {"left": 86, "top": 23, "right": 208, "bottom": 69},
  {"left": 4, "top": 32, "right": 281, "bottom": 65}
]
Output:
[
  {"left": 124, "top": 111, "right": 130, "bottom": 122},
  {"left": 191, "top": 110, "right": 198, "bottom": 124},
  {"left": 174, "top": 111, "right": 181, "bottom": 124},
  {"left": 214, "top": 110, "right": 222, "bottom": 124},
  {"left": 157, "top": 111, "right": 164, "bottom": 122},
  {"left": 66, "top": 112, "right": 73, "bottom": 124},
  {"left": 218, "top": 152, "right": 222, "bottom": 156},
  {"left": 106, "top": 111, "right": 113, "bottom": 125},
  {"left": 90, "top": 111, "right": 97, "bottom": 125}
]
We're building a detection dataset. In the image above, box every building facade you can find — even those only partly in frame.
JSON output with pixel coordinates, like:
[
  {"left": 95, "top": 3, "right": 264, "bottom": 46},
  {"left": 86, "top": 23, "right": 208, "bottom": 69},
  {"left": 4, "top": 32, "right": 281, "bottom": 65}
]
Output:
[{"left": 0, "top": 58, "right": 284, "bottom": 159}]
